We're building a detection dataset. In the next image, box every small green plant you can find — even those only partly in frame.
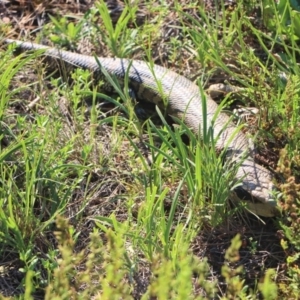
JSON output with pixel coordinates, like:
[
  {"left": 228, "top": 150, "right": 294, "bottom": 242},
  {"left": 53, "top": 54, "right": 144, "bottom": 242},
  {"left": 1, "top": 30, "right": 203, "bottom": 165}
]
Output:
[
  {"left": 248, "top": 237, "right": 258, "bottom": 255},
  {"left": 262, "top": 0, "right": 300, "bottom": 39},
  {"left": 95, "top": 0, "right": 140, "bottom": 57},
  {"left": 47, "top": 15, "right": 85, "bottom": 47},
  {"left": 221, "top": 234, "right": 248, "bottom": 299},
  {"left": 258, "top": 269, "right": 278, "bottom": 300},
  {"left": 276, "top": 148, "right": 300, "bottom": 297}
]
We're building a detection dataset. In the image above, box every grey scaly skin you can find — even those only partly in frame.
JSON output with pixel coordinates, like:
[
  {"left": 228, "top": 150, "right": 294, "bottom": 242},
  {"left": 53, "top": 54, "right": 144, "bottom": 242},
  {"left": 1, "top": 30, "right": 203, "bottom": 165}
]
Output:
[{"left": 4, "top": 38, "right": 279, "bottom": 217}]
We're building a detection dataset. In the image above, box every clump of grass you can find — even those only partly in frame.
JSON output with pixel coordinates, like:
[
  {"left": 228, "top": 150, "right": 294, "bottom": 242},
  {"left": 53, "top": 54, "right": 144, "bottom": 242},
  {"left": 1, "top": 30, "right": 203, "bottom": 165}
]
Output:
[{"left": 43, "top": 216, "right": 216, "bottom": 299}]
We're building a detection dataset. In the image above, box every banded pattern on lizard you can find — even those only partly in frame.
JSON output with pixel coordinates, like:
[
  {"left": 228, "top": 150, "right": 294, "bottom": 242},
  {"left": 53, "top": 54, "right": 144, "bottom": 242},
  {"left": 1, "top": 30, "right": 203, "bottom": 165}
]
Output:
[{"left": 4, "top": 39, "right": 278, "bottom": 217}]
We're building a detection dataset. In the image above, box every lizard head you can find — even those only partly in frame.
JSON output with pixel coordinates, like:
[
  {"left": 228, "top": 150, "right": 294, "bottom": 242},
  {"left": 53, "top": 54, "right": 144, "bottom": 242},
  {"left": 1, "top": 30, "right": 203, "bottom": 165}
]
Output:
[{"left": 232, "top": 159, "right": 280, "bottom": 217}]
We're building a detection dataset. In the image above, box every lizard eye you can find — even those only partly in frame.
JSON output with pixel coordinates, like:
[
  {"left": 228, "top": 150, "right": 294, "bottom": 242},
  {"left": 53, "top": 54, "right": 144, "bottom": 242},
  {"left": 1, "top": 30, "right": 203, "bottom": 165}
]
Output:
[{"left": 233, "top": 187, "right": 259, "bottom": 203}]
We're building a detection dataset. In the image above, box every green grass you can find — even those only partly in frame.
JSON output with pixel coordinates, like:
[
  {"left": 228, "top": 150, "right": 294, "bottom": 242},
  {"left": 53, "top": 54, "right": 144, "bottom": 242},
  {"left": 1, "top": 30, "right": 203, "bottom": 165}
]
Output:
[{"left": 1, "top": 0, "right": 300, "bottom": 298}]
